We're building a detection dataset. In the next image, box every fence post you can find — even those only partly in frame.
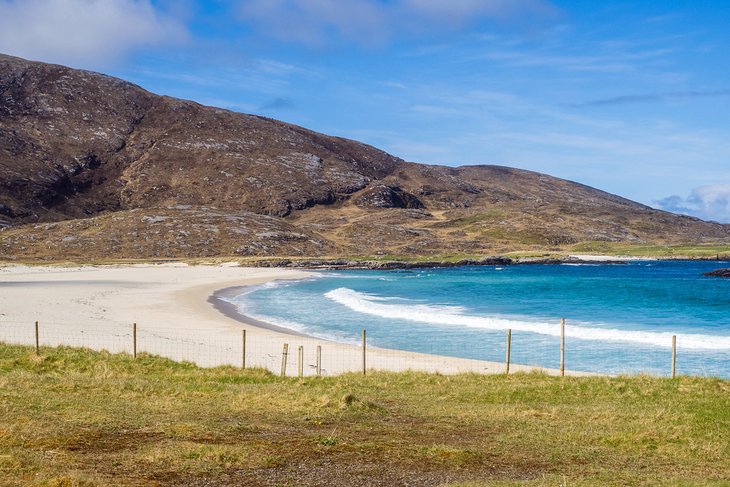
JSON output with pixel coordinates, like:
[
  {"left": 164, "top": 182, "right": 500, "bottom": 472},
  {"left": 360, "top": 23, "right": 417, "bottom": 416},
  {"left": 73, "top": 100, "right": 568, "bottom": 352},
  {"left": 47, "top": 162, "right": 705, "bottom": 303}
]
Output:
[
  {"left": 34, "top": 321, "right": 39, "bottom": 355},
  {"left": 241, "top": 329, "right": 246, "bottom": 369},
  {"left": 316, "top": 345, "right": 322, "bottom": 376},
  {"left": 560, "top": 318, "right": 565, "bottom": 377},
  {"left": 505, "top": 328, "right": 511, "bottom": 374},
  {"left": 280, "top": 343, "right": 289, "bottom": 377},
  {"left": 132, "top": 322, "right": 137, "bottom": 359},
  {"left": 362, "top": 329, "right": 367, "bottom": 376},
  {"left": 671, "top": 335, "right": 677, "bottom": 379},
  {"left": 298, "top": 346, "right": 304, "bottom": 378}
]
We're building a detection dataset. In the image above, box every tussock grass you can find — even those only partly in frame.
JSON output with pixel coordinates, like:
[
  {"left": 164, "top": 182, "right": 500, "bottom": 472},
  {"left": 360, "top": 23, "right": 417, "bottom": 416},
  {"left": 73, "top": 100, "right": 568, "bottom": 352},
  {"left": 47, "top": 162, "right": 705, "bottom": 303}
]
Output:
[{"left": 1, "top": 343, "right": 728, "bottom": 486}]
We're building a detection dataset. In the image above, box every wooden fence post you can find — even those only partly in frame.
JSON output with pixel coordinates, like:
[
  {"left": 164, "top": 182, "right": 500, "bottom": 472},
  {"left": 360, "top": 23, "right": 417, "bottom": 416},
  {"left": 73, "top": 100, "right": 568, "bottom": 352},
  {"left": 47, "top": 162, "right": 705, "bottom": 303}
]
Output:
[
  {"left": 362, "top": 329, "right": 367, "bottom": 376},
  {"left": 505, "top": 328, "right": 512, "bottom": 374},
  {"left": 132, "top": 322, "right": 137, "bottom": 359},
  {"left": 560, "top": 318, "right": 565, "bottom": 377},
  {"left": 671, "top": 335, "right": 677, "bottom": 379},
  {"left": 280, "top": 343, "right": 289, "bottom": 377},
  {"left": 298, "top": 346, "right": 304, "bottom": 378},
  {"left": 34, "top": 321, "right": 39, "bottom": 355},
  {"left": 241, "top": 329, "right": 246, "bottom": 369},
  {"left": 316, "top": 345, "right": 322, "bottom": 376}
]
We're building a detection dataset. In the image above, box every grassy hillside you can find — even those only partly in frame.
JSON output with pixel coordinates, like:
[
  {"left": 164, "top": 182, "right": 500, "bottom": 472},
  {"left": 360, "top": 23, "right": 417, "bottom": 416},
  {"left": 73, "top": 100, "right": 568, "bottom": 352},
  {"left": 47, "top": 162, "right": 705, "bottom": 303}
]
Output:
[{"left": 1, "top": 344, "right": 728, "bottom": 486}]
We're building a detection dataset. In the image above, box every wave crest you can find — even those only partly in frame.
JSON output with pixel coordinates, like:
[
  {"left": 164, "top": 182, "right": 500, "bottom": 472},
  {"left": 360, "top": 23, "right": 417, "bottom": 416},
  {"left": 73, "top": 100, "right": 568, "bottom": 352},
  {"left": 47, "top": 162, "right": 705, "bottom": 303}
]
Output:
[{"left": 324, "top": 288, "right": 730, "bottom": 350}]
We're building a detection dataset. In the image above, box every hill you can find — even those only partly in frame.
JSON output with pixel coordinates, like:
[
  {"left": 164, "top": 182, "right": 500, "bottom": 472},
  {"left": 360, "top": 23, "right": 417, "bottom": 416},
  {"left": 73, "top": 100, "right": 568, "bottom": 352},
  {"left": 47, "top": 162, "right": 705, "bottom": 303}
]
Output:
[{"left": 1, "top": 53, "right": 729, "bottom": 259}]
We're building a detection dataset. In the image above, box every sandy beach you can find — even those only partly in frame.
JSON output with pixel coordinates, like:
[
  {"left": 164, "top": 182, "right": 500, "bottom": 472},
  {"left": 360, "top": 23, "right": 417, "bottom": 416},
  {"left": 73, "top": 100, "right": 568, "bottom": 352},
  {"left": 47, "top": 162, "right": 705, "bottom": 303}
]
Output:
[{"left": 0, "top": 264, "right": 585, "bottom": 376}]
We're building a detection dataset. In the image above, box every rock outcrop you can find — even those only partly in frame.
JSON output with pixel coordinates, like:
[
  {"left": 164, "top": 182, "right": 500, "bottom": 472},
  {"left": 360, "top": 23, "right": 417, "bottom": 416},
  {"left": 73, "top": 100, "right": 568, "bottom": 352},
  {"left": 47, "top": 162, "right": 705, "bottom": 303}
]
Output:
[
  {"left": 352, "top": 184, "right": 424, "bottom": 209},
  {"left": 703, "top": 268, "right": 730, "bottom": 277}
]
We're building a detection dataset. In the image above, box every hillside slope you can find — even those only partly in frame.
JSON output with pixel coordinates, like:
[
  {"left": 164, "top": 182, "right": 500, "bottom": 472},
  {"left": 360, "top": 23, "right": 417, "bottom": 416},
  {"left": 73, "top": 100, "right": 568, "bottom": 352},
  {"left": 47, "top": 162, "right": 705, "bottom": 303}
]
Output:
[{"left": 1, "top": 53, "right": 728, "bottom": 259}]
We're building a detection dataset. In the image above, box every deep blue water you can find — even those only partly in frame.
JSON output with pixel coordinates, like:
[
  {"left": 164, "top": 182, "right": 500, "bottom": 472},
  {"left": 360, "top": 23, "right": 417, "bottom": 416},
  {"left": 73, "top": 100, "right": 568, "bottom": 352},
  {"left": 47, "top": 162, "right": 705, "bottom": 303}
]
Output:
[{"left": 226, "top": 261, "right": 730, "bottom": 378}]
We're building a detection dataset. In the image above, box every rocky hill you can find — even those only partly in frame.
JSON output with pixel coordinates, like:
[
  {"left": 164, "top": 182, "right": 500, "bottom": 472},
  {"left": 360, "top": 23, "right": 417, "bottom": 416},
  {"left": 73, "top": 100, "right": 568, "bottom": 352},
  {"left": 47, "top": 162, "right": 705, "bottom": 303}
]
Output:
[{"left": 1, "top": 53, "right": 729, "bottom": 260}]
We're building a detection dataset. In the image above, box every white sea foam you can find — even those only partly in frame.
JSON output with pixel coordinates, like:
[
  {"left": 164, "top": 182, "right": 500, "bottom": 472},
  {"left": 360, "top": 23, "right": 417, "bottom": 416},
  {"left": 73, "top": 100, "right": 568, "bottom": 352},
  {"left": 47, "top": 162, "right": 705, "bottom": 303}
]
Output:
[
  {"left": 226, "top": 274, "right": 325, "bottom": 298},
  {"left": 324, "top": 288, "right": 730, "bottom": 350},
  {"left": 240, "top": 309, "right": 359, "bottom": 344},
  {"left": 222, "top": 277, "right": 358, "bottom": 343}
]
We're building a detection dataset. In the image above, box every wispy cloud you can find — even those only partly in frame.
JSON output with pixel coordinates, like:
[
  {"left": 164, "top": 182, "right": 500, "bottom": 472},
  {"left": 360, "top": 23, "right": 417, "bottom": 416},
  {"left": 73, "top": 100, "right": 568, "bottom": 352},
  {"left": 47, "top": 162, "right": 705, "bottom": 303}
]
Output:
[
  {"left": 0, "top": 0, "right": 187, "bottom": 68},
  {"left": 235, "top": 0, "right": 557, "bottom": 48},
  {"left": 410, "top": 104, "right": 466, "bottom": 117},
  {"left": 133, "top": 57, "right": 309, "bottom": 95},
  {"left": 655, "top": 184, "right": 730, "bottom": 223},
  {"left": 575, "top": 89, "right": 730, "bottom": 107},
  {"left": 401, "top": 0, "right": 557, "bottom": 26},
  {"left": 479, "top": 47, "right": 673, "bottom": 74},
  {"left": 378, "top": 80, "right": 407, "bottom": 90},
  {"left": 237, "top": 0, "right": 387, "bottom": 47}
]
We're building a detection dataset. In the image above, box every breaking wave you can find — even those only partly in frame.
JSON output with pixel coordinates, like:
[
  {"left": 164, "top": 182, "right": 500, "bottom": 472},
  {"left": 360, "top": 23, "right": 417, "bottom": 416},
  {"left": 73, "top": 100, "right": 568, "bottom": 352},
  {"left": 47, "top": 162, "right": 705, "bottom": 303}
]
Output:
[{"left": 324, "top": 288, "right": 730, "bottom": 350}]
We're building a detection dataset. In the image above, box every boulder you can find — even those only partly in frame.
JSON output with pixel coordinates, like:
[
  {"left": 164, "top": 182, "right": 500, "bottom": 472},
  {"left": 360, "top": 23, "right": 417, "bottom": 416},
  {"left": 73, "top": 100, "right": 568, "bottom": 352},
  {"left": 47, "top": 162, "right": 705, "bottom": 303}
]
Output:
[{"left": 352, "top": 184, "right": 425, "bottom": 209}]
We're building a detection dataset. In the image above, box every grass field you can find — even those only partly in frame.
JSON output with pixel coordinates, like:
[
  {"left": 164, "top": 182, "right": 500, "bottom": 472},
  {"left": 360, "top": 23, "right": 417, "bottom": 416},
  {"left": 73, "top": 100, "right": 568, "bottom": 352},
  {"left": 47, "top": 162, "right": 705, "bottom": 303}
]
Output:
[{"left": 1, "top": 344, "right": 728, "bottom": 486}]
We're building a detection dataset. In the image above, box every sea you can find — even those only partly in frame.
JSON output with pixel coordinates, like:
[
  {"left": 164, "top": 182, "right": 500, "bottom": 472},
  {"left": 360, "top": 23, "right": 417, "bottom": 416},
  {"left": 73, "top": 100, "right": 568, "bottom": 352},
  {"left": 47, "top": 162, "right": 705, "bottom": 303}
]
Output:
[{"left": 225, "top": 260, "right": 730, "bottom": 378}]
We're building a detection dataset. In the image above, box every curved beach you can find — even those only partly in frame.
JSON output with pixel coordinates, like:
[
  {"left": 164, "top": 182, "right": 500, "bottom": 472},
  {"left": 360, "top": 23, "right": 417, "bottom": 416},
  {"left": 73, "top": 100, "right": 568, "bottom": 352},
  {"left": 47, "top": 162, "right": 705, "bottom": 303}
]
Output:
[{"left": 0, "top": 264, "right": 578, "bottom": 376}]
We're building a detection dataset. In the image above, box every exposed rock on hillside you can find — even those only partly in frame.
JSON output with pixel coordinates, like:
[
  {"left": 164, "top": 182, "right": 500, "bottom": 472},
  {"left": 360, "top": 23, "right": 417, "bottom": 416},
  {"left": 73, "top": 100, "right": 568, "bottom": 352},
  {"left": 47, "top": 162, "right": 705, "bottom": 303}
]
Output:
[
  {"left": 0, "top": 53, "right": 401, "bottom": 223},
  {"left": 353, "top": 184, "right": 424, "bottom": 209},
  {"left": 0, "top": 207, "right": 331, "bottom": 259}
]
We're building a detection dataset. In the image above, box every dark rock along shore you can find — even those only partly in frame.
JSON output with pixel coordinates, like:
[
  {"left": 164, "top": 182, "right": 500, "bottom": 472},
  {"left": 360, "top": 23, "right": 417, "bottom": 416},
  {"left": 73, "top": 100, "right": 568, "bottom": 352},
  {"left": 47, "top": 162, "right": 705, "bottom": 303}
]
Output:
[
  {"left": 703, "top": 268, "right": 730, "bottom": 277},
  {"left": 250, "top": 256, "right": 629, "bottom": 270}
]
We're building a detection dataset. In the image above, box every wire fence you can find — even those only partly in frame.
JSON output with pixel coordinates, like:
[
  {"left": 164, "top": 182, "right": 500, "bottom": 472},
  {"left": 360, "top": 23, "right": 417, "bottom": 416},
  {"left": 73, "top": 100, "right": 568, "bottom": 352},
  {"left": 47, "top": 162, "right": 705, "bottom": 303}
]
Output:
[{"left": 1, "top": 319, "right": 727, "bottom": 379}]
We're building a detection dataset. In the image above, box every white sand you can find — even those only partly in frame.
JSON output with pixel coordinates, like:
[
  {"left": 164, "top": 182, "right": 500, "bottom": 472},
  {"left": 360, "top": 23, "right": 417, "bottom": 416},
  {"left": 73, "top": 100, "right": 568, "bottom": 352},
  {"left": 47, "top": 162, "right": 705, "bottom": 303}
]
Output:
[
  {"left": 0, "top": 264, "right": 588, "bottom": 376},
  {"left": 569, "top": 254, "right": 655, "bottom": 261}
]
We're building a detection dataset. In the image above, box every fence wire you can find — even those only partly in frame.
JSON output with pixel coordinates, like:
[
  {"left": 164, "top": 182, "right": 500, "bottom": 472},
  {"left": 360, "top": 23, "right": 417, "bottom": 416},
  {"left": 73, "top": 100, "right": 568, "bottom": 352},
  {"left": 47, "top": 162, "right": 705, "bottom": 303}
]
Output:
[{"left": 0, "top": 319, "right": 727, "bottom": 379}]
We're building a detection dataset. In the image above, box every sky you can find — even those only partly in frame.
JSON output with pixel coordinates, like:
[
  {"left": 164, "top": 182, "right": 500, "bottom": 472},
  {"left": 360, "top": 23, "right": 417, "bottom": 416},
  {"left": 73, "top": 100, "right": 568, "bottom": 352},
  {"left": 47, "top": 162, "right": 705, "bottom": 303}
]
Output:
[{"left": 1, "top": 0, "right": 729, "bottom": 222}]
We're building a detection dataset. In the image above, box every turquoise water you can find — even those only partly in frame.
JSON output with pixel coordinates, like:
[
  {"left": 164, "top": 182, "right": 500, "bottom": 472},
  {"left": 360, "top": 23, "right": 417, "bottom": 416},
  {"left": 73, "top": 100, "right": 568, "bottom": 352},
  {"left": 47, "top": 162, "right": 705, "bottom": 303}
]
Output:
[{"left": 226, "top": 261, "right": 730, "bottom": 378}]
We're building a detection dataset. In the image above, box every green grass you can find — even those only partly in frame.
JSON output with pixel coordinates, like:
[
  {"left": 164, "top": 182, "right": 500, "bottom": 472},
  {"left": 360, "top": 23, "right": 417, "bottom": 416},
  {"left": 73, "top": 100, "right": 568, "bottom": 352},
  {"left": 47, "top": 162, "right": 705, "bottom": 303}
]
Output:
[
  {"left": 1, "top": 344, "right": 728, "bottom": 486},
  {"left": 571, "top": 242, "right": 730, "bottom": 258}
]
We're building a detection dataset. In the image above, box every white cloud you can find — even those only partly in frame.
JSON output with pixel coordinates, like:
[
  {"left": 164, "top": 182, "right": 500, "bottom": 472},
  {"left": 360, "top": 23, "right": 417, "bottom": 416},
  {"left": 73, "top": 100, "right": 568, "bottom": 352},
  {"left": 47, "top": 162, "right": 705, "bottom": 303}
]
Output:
[
  {"left": 237, "top": 0, "right": 556, "bottom": 47},
  {"left": 0, "top": 0, "right": 187, "bottom": 68},
  {"left": 403, "top": 0, "right": 556, "bottom": 26},
  {"left": 655, "top": 184, "right": 730, "bottom": 223},
  {"left": 238, "top": 0, "right": 389, "bottom": 47},
  {"left": 478, "top": 47, "right": 673, "bottom": 74}
]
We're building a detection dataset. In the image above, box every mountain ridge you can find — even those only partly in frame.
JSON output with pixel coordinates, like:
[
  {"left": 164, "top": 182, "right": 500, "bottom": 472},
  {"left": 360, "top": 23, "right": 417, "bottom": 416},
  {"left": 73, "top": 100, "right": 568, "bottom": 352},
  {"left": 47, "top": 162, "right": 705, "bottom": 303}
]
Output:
[{"left": 1, "top": 53, "right": 728, "bottom": 260}]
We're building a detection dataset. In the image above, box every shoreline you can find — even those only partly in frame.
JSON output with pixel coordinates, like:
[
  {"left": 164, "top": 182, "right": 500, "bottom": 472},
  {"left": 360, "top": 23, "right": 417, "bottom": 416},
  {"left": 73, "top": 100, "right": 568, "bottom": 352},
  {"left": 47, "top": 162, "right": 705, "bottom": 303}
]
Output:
[
  {"left": 207, "top": 276, "right": 600, "bottom": 377},
  {"left": 6, "top": 254, "right": 728, "bottom": 272},
  {"left": 248, "top": 254, "right": 634, "bottom": 270},
  {"left": 209, "top": 285, "right": 310, "bottom": 337},
  {"left": 0, "top": 263, "right": 589, "bottom": 376}
]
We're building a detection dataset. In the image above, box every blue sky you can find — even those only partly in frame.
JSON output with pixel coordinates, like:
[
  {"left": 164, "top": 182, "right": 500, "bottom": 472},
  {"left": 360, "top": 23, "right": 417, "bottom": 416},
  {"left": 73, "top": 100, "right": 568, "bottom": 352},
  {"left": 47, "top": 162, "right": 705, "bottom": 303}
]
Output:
[{"left": 1, "top": 0, "right": 729, "bottom": 221}]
